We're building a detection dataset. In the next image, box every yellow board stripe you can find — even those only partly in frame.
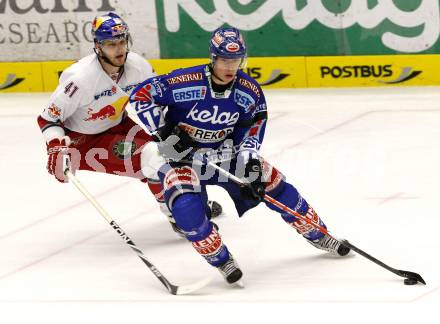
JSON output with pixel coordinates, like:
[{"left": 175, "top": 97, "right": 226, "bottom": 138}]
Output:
[{"left": 1, "top": 54, "right": 440, "bottom": 92}]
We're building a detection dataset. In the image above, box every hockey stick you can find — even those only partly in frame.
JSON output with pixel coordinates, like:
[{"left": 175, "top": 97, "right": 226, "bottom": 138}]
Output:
[
  {"left": 64, "top": 168, "right": 211, "bottom": 295},
  {"left": 193, "top": 152, "right": 426, "bottom": 285}
]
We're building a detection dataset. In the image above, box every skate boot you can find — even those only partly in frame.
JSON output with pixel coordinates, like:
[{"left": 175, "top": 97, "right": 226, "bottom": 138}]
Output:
[
  {"left": 170, "top": 221, "right": 219, "bottom": 239},
  {"left": 217, "top": 253, "right": 243, "bottom": 286},
  {"left": 308, "top": 234, "right": 350, "bottom": 256},
  {"left": 208, "top": 200, "right": 223, "bottom": 218}
]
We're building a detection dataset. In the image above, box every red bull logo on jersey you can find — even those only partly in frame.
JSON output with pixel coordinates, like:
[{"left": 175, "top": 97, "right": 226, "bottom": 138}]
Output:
[
  {"left": 84, "top": 96, "right": 128, "bottom": 121},
  {"left": 85, "top": 105, "right": 115, "bottom": 121},
  {"left": 173, "top": 86, "right": 207, "bottom": 102}
]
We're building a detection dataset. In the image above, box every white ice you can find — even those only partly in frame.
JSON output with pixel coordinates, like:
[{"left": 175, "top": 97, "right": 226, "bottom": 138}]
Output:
[{"left": 0, "top": 88, "right": 438, "bottom": 323}]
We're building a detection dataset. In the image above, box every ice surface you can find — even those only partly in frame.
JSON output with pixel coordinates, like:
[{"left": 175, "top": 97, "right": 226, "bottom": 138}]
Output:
[{"left": 0, "top": 88, "right": 438, "bottom": 323}]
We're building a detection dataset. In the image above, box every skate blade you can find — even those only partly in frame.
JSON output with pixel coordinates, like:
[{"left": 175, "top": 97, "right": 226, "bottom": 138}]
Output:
[{"left": 232, "top": 279, "right": 245, "bottom": 288}]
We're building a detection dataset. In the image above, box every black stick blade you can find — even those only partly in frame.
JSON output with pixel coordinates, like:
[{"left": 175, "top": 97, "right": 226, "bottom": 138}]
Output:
[
  {"left": 397, "top": 270, "right": 426, "bottom": 285},
  {"left": 341, "top": 240, "right": 426, "bottom": 285}
]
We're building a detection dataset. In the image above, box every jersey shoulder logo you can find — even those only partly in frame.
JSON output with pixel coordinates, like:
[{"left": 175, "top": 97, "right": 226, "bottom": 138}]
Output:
[
  {"left": 47, "top": 103, "right": 62, "bottom": 119},
  {"left": 131, "top": 79, "right": 163, "bottom": 102},
  {"left": 167, "top": 72, "right": 203, "bottom": 85},
  {"left": 238, "top": 78, "right": 260, "bottom": 98},
  {"left": 234, "top": 89, "right": 255, "bottom": 113}
]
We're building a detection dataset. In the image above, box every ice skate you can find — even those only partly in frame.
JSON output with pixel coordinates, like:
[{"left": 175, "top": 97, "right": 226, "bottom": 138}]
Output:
[
  {"left": 208, "top": 200, "right": 223, "bottom": 218},
  {"left": 169, "top": 221, "right": 186, "bottom": 238},
  {"left": 308, "top": 234, "right": 350, "bottom": 256},
  {"left": 217, "top": 253, "right": 244, "bottom": 287}
]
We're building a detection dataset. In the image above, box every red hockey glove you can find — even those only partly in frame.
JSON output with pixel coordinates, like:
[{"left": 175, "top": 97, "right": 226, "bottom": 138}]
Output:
[{"left": 46, "top": 137, "right": 71, "bottom": 183}]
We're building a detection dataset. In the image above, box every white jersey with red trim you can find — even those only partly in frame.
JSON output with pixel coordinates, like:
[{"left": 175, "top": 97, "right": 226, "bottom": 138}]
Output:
[{"left": 39, "top": 52, "right": 155, "bottom": 137}]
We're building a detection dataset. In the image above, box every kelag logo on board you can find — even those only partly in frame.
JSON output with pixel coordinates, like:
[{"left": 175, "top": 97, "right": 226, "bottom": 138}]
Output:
[
  {"left": 320, "top": 65, "right": 422, "bottom": 84},
  {"left": 156, "top": 0, "right": 440, "bottom": 58}
]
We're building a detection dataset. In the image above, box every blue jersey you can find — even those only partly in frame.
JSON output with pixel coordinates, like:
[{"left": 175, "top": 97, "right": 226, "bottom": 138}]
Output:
[{"left": 129, "top": 64, "right": 267, "bottom": 154}]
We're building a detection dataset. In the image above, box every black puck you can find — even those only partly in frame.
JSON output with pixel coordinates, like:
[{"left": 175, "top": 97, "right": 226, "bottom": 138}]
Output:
[{"left": 404, "top": 278, "right": 418, "bottom": 285}]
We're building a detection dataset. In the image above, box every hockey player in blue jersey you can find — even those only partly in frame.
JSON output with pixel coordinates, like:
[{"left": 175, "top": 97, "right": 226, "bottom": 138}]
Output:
[{"left": 130, "top": 27, "right": 350, "bottom": 285}]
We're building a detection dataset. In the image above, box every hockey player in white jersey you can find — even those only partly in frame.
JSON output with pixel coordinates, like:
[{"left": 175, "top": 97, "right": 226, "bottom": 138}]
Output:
[{"left": 37, "top": 12, "right": 221, "bottom": 233}]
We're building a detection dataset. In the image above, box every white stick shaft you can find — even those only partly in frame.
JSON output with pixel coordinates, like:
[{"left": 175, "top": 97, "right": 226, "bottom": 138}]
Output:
[
  {"left": 204, "top": 158, "right": 245, "bottom": 185},
  {"left": 65, "top": 170, "right": 113, "bottom": 224},
  {"left": 65, "top": 170, "right": 211, "bottom": 294}
]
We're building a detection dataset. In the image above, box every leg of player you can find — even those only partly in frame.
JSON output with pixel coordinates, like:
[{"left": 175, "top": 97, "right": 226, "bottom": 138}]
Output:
[
  {"left": 140, "top": 142, "right": 222, "bottom": 237},
  {"left": 262, "top": 162, "right": 350, "bottom": 256},
  {"left": 144, "top": 177, "right": 221, "bottom": 237},
  {"left": 165, "top": 201, "right": 222, "bottom": 238},
  {"left": 159, "top": 163, "right": 243, "bottom": 286}
]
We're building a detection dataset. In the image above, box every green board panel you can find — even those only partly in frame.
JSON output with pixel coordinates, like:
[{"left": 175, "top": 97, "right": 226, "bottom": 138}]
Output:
[{"left": 155, "top": 0, "right": 440, "bottom": 58}]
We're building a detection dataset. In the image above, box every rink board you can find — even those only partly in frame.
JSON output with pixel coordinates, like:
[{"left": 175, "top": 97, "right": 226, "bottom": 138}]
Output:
[
  {"left": 1, "top": 54, "right": 440, "bottom": 92},
  {"left": 306, "top": 54, "right": 440, "bottom": 87}
]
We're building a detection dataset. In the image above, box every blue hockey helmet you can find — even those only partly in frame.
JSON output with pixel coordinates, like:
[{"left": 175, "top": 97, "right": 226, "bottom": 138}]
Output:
[
  {"left": 209, "top": 27, "right": 246, "bottom": 66},
  {"left": 91, "top": 12, "right": 130, "bottom": 44}
]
